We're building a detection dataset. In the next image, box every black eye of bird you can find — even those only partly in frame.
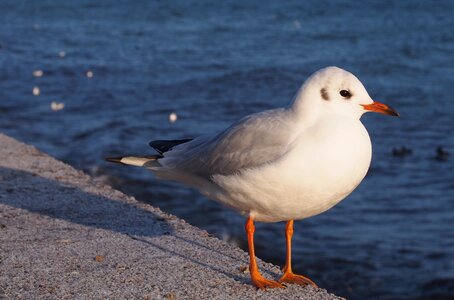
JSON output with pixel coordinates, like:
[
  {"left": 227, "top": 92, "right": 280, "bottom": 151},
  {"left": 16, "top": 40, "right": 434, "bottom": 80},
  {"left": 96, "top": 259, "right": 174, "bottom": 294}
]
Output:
[{"left": 339, "top": 90, "right": 352, "bottom": 98}]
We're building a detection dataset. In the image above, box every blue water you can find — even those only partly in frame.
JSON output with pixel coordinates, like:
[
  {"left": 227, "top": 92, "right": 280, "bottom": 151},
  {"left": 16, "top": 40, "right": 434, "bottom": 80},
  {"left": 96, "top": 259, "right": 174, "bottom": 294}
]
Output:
[{"left": 1, "top": 1, "right": 454, "bottom": 299}]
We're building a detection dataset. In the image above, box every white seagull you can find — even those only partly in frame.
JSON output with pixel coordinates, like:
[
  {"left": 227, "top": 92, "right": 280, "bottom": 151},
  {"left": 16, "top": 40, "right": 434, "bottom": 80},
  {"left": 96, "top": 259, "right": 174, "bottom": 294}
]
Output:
[{"left": 107, "top": 66, "right": 399, "bottom": 289}]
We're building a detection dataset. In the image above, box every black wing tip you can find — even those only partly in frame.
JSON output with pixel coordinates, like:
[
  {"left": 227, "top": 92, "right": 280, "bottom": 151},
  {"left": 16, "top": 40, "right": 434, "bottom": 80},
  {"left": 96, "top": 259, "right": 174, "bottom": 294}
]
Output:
[
  {"left": 105, "top": 156, "right": 123, "bottom": 163},
  {"left": 148, "top": 141, "right": 158, "bottom": 151},
  {"left": 149, "top": 138, "right": 193, "bottom": 154}
]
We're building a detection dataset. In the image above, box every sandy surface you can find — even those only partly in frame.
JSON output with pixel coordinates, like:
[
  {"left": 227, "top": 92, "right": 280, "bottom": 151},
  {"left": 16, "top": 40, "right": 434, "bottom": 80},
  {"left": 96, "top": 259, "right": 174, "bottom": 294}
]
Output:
[{"left": 0, "top": 133, "right": 343, "bottom": 299}]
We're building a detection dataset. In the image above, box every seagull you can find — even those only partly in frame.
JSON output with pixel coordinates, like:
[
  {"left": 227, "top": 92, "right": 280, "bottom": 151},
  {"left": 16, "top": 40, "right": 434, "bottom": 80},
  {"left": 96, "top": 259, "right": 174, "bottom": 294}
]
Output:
[{"left": 106, "top": 66, "right": 399, "bottom": 289}]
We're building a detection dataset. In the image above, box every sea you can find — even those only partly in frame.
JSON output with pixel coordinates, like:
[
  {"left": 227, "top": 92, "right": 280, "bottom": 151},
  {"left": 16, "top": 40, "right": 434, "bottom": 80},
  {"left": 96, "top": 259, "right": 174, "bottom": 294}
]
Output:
[{"left": 1, "top": 1, "right": 453, "bottom": 299}]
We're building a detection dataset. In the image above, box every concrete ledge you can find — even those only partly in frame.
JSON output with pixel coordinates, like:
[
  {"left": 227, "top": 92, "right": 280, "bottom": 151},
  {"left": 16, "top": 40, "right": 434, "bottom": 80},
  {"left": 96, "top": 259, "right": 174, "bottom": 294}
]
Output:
[{"left": 0, "top": 133, "right": 343, "bottom": 299}]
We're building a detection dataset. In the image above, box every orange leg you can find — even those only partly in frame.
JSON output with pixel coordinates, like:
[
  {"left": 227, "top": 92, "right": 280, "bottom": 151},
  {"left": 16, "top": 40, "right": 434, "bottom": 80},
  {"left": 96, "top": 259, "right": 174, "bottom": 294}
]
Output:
[
  {"left": 245, "top": 216, "right": 284, "bottom": 289},
  {"left": 279, "top": 220, "right": 318, "bottom": 287}
]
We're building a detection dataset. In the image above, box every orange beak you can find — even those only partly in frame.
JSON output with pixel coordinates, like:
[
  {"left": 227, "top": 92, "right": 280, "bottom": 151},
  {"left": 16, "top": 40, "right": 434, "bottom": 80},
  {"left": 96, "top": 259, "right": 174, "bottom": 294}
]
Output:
[{"left": 361, "top": 101, "right": 400, "bottom": 117}]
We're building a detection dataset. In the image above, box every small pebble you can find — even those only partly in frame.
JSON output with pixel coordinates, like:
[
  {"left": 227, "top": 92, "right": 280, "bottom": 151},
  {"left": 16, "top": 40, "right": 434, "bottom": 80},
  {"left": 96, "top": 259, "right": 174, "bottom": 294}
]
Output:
[
  {"left": 164, "top": 292, "right": 176, "bottom": 300},
  {"left": 169, "top": 112, "right": 178, "bottom": 123},
  {"left": 86, "top": 71, "right": 94, "bottom": 78},
  {"left": 33, "top": 70, "right": 43, "bottom": 77},
  {"left": 32, "top": 86, "right": 40, "bottom": 96},
  {"left": 50, "top": 102, "right": 65, "bottom": 111},
  {"left": 239, "top": 265, "right": 248, "bottom": 273}
]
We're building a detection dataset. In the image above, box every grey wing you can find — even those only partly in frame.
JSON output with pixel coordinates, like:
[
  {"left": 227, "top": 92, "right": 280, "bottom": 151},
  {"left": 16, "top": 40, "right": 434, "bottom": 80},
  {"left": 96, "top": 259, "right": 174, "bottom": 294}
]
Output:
[{"left": 159, "top": 108, "right": 295, "bottom": 177}]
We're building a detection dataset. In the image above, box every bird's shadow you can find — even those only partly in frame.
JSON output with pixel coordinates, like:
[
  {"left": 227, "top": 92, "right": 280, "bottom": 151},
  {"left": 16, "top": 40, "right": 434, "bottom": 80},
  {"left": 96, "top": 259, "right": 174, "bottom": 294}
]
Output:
[{"left": 0, "top": 166, "right": 249, "bottom": 284}]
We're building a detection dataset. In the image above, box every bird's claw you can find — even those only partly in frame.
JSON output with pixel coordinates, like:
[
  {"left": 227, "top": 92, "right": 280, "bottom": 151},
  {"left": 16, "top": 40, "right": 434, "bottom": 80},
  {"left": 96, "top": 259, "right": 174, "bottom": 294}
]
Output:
[
  {"left": 252, "top": 273, "right": 285, "bottom": 289},
  {"left": 279, "top": 272, "right": 317, "bottom": 288}
]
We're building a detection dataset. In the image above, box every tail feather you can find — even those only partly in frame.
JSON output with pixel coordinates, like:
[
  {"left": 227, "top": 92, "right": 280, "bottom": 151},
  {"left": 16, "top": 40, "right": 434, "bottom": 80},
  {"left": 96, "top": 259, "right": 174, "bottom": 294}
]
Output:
[{"left": 105, "top": 154, "right": 162, "bottom": 167}]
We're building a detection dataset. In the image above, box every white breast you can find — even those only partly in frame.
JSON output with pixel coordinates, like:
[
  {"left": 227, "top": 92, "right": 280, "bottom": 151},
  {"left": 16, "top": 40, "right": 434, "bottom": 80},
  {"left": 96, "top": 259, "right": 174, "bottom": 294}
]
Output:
[{"left": 212, "top": 116, "right": 372, "bottom": 222}]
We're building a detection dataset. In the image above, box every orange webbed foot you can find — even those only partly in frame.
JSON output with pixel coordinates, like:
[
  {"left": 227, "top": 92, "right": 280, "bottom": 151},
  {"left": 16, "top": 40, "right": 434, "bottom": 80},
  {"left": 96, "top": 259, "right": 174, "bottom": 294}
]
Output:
[
  {"left": 252, "top": 275, "right": 285, "bottom": 289},
  {"left": 279, "top": 272, "right": 317, "bottom": 288},
  {"left": 251, "top": 269, "right": 285, "bottom": 289}
]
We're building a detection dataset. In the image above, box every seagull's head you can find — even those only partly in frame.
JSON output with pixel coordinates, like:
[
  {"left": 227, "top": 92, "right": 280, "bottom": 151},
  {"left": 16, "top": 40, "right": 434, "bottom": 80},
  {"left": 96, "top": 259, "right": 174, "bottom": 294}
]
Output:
[{"left": 293, "top": 66, "right": 399, "bottom": 119}]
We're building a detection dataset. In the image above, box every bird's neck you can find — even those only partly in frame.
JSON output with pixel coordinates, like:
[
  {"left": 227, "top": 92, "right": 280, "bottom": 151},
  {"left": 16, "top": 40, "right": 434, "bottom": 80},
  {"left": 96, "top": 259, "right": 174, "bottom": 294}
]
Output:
[{"left": 290, "top": 86, "right": 321, "bottom": 126}]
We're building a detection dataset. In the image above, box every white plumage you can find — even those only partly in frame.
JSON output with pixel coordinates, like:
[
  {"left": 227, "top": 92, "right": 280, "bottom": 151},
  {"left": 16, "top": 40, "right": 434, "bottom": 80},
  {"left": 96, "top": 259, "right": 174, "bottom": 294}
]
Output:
[{"left": 136, "top": 66, "right": 393, "bottom": 221}]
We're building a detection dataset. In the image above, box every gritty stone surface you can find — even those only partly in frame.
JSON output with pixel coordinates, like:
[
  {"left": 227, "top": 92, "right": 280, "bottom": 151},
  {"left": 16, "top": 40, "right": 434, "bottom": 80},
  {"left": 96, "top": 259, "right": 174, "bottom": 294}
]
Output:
[{"left": 0, "top": 133, "right": 344, "bottom": 300}]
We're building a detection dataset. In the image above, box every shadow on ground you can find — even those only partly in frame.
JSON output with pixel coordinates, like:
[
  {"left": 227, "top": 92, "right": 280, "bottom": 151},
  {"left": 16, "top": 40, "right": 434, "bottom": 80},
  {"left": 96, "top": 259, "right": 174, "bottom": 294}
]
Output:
[{"left": 0, "top": 166, "right": 172, "bottom": 237}]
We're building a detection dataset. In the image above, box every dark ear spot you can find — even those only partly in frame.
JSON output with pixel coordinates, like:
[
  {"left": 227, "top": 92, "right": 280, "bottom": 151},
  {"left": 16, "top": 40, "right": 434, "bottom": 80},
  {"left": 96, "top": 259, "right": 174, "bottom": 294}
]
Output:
[{"left": 320, "top": 88, "right": 329, "bottom": 101}]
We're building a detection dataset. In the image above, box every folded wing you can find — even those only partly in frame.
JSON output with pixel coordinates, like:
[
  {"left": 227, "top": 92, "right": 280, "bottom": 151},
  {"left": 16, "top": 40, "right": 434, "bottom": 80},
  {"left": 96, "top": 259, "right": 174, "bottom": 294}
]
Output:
[{"left": 157, "top": 108, "right": 295, "bottom": 177}]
